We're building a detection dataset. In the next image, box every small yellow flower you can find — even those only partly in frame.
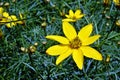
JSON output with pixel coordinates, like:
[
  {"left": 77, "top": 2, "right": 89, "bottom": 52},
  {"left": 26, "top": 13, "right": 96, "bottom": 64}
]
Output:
[
  {"left": 46, "top": 22, "right": 102, "bottom": 70},
  {"left": 0, "top": 11, "right": 9, "bottom": 25},
  {"left": 113, "top": 0, "right": 120, "bottom": 7},
  {"left": 62, "top": 10, "right": 84, "bottom": 22},
  {"left": 5, "top": 15, "right": 18, "bottom": 28}
]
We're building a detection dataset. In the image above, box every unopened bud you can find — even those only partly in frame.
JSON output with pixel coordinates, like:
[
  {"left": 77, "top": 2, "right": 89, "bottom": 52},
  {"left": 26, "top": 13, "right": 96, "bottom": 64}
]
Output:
[
  {"left": 20, "top": 47, "right": 28, "bottom": 53},
  {"left": 116, "top": 19, "right": 120, "bottom": 27},
  {"left": 34, "top": 42, "right": 38, "bottom": 46},
  {"left": 106, "top": 55, "right": 110, "bottom": 62},
  {"left": 29, "top": 45, "right": 36, "bottom": 53},
  {"left": 4, "top": 2, "right": 10, "bottom": 7},
  {"left": 41, "top": 22, "right": 47, "bottom": 28},
  {"left": 42, "top": 41, "right": 47, "bottom": 45}
]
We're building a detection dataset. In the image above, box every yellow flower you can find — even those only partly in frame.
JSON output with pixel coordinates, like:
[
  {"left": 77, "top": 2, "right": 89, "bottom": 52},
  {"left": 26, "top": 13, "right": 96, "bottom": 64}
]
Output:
[
  {"left": 46, "top": 22, "right": 102, "bottom": 70},
  {"left": 5, "top": 15, "right": 18, "bottom": 28},
  {"left": 113, "top": 0, "right": 120, "bottom": 7},
  {"left": 0, "top": 12, "right": 9, "bottom": 25},
  {"left": 62, "top": 10, "right": 84, "bottom": 22}
]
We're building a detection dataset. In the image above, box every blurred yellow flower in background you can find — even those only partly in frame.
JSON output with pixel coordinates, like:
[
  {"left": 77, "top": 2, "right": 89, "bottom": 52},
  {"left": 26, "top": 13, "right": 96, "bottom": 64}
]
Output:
[
  {"left": 62, "top": 10, "right": 84, "bottom": 22},
  {"left": 0, "top": 7, "right": 25, "bottom": 28},
  {"left": 113, "top": 0, "right": 120, "bottom": 7},
  {"left": 46, "top": 22, "right": 102, "bottom": 70},
  {"left": 5, "top": 15, "right": 18, "bottom": 28}
]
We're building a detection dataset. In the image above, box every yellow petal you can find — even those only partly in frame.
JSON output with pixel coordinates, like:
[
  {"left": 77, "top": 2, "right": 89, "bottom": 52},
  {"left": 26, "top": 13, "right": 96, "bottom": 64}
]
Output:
[
  {"left": 75, "top": 10, "right": 81, "bottom": 16},
  {"left": 80, "top": 46, "right": 102, "bottom": 60},
  {"left": 56, "top": 48, "right": 72, "bottom": 65},
  {"left": 19, "top": 13, "right": 23, "bottom": 19},
  {"left": 62, "top": 19, "right": 76, "bottom": 22},
  {"left": 3, "top": 12, "right": 9, "bottom": 18},
  {"left": 8, "top": 15, "right": 18, "bottom": 21},
  {"left": 78, "top": 24, "right": 93, "bottom": 42},
  {"left": 65, "top": 15, "right": 70, "bottom": 18},
  {"left": 46, "top": 45, "right": 69, "bottom": 56},
  {"left": 0, "top": 7, "right": 4, "bottom": 14},
  {"left": 82, "top": 35, "right": 100, "bottom": 45},
  {"left": 63, "top": 22, "right": 77, "bottom": 41},
  {"left": 76, "top": 14, "right": 84, "bottom": 19},
  {"left": 0, "top": 18, "right": 7, "bottom": 23},
  {"left": 6, "top": 23, "right": 15, "bottom": 28},
  {"left": 72, "top": 49, "right": 83, "bottom": 70},
  {"left": 46, "top": 35, "right": 69, "bottom": 44},
  {"left": 69, "top": 10, "right": 74, "bottom": 17}
]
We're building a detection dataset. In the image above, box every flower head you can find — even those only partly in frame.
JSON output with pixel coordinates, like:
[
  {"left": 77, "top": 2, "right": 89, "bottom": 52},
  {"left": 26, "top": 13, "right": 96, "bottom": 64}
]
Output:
[
  {"left": 5, "top": 15, "right": 18, "bottom": 28},
  {"left": 46, "top": 22, "right": 102, "bottom": 70},
  {"left": 62, "top": 10, "right": 84, "bottom": 22}
]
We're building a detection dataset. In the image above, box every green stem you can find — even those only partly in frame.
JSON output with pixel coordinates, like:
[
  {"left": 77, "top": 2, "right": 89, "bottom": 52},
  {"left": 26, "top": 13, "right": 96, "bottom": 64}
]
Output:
[{"left": 28, "top": 52, "right": 34, "bottom": 67}]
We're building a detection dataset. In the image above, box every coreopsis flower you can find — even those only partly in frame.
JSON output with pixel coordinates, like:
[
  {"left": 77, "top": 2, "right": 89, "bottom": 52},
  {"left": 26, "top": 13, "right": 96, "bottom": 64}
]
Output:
[
  {"left": 62, "top": 10, "right": 84, "bottom": 22},
  {"left": 0, "top": 8, "right": 9, "bottom": 25},
  {"left": 113, "top": 0, "right": 120, "bottom": 7},
  {"left": 46, "top": 22, "right": 102, "bottom": 70},
  {"left": 0, "top": 7, "right": 18, "bottom": 28},
  {"left": 5, "top": 15, "right": 18, "bottom": 28}
]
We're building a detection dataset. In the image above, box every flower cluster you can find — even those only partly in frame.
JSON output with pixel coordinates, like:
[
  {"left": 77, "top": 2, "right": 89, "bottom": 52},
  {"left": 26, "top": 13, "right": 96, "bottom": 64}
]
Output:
[
  {"left": 0, "top": 7, "right": 24, "bottom": 28},
  {"left": 46, "top": 9, "right": 103, "bottom": 70}
]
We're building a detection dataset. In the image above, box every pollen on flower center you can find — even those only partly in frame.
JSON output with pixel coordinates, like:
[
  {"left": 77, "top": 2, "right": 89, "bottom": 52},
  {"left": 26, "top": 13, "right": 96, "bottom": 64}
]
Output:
[{"left": 69, "top": 36, "right": 82, "bottom": 49}]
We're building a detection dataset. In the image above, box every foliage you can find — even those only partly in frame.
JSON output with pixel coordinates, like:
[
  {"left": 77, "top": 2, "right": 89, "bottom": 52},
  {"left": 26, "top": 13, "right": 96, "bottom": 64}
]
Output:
[{"left": 0, "top": 0, "right": 120, "bottom": 80}]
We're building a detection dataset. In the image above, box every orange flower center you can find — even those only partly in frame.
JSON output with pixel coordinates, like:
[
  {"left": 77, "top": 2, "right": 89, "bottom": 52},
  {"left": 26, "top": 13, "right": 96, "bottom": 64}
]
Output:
[{"left": 69, "top": 36, "right": 82, "bottom": 49}]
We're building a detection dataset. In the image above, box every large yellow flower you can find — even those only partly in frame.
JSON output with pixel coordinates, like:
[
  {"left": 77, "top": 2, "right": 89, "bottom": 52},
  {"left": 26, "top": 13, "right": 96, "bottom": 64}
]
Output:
[
  {"left": 113, "top": 0, "right": 120, "bottom": 7},
  {"left": 62, "top": 10, "right": 84, "bottom": 22},
  {"left": 46, "top": 22, "right": 103, "bottom": 70}
]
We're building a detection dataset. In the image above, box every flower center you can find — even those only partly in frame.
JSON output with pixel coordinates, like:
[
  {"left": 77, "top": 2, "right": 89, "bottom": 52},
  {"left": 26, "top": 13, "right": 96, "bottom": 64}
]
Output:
[
  {"left": 72, "top": 16, "right": 76, "bottom": 20},
  {"left": 69, "top": 36, "right": 82, "bottom": 49}
]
